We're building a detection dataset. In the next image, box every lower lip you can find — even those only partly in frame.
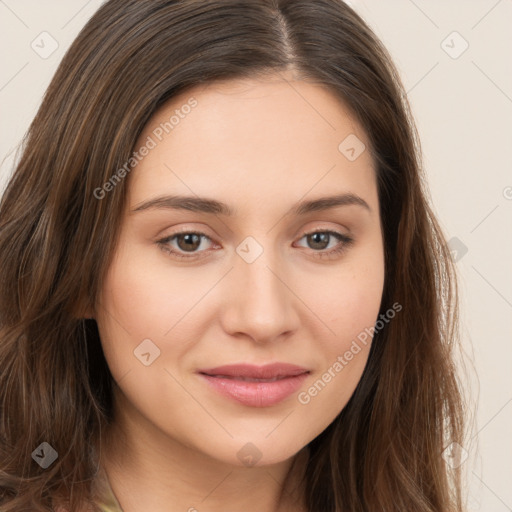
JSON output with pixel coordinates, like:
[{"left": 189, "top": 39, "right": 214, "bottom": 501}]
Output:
[{"left": 199, "top": 373, "right": 309, "bottom": 407}]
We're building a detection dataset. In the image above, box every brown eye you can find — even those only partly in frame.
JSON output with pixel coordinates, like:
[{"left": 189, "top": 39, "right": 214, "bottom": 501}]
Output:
[
  {"left": 157, "top": 230, "right": 215, "bottom": 260},
  {"left": 295, "top": 230, "right": 354, "bottom": 260},
  {"left": 175, "top": 233, "right": 202, "bottom": 252},
  {"left": 306, "top": 232, "right": 331, "bottom": 250}
]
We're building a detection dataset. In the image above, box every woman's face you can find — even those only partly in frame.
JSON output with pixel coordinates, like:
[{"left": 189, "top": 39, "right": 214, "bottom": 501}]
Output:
[{"left": 95, "top": 74, "right": 385, "bottom": 467}]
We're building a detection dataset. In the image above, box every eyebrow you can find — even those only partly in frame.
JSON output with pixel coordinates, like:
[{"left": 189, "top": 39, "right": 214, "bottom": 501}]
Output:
[{"left": 131, "top": 192, "right": 371, "bottom": 216}]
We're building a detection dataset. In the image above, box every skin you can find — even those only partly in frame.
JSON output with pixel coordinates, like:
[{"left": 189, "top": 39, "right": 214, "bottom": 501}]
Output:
[{"left": 93, "top": 71, "right": 385, "bottom": 512}]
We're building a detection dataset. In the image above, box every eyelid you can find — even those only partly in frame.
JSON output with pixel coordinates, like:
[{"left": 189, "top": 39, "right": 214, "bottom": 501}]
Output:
[
  {"left": 157, "top": 225, "right": 354, "bottom": 261},
  {"left": 294, "top": 229, "right": 354, "bottom": 261}
]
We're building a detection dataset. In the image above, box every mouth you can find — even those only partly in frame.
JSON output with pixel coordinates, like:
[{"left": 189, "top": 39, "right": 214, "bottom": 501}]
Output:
[
  {"left": 197, "top": 363, "right": 310, "bottom": 407},
  {"left": 202, "top": 375, "right": 296, "bottom": 382}
]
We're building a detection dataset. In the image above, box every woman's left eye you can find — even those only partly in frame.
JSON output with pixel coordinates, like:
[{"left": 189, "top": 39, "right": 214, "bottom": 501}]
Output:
[
  {"left": 157, "top": 229, "right": 354, "bottom": 261},
  {"left": 295, "top": 230, "right": 354, "bottom": 260}
]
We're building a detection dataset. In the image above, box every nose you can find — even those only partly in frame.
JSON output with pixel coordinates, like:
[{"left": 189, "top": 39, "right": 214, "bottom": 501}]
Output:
[{"left": 219, "top": 248, "right": 301, "bottom": 345}]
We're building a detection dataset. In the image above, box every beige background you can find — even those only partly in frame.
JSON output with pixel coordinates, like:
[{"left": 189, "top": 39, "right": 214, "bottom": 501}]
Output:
[{"left": 1, "top": 1, "right": 511, "bottom": 510}]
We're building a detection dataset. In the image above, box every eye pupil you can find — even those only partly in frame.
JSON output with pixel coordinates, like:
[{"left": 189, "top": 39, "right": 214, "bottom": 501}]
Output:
[
  {"left": 308, "top": 232, "right": 329, "bottom": 250},
  {"left": 177, "top": 233, "right": 201, "bottom": 252}
]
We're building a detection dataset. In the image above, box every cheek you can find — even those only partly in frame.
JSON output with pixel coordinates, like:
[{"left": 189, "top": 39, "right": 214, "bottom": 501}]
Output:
[
  {"left": 302, "top": 249, "right": 384, "bottom": 348},
  {"left": 95, "top": 244, "right": 186, "bottom": 379},
  {"left": 97, "top": 241, "right": 206, "bottom": 340},
  {"left": 309, "top": 277, "right": 381, "bottom": 383},
  {"left": 293, "top": 248, "right": 384, "bottom": 416},
  {"left": 294, "top": 292, "right": 381, "bottom": 433}
]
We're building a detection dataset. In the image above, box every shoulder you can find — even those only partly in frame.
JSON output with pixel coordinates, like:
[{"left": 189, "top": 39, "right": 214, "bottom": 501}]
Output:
[
  {"left": 55, "top": 505, "right": 96, "bottom": 512},
  {"left": 53, "top": 493, "right": 106, "bottom": 512},
  {"left": 54, "top": 465, "right": 123, "bottom": 512}
]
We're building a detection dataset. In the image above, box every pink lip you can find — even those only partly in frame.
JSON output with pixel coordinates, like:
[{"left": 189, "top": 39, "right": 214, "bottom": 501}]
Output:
[{"left": 197, "top": 363, "right": 310, "bottom": 407}]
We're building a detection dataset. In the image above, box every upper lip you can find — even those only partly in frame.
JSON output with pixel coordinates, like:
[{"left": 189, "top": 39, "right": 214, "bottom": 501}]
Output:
[{"left": 198, "top": 363, "right": 310, "bottom": 379}]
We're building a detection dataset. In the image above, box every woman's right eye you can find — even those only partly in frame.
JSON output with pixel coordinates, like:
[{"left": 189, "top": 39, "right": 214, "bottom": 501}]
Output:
[{"left": 157, "top": 231, "right": 216, "bottom": 260}]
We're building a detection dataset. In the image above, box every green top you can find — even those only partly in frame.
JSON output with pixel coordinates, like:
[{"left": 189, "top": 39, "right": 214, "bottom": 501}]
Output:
[
  {"left": 92, "top": 466, "right": 124, "bottom": 512},
  {"left": 53, "top": 466, "right": 123, "bottom": 512}
]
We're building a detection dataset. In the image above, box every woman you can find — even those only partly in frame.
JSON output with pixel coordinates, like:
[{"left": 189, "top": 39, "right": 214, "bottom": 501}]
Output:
[{"left": 0, "top": 0, "right": 466, "bottom": 511}]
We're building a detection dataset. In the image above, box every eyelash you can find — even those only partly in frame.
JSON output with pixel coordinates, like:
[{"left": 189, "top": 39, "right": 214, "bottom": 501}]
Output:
[{"left": 157, "top": 228, "right": 354, "bottom": 261}]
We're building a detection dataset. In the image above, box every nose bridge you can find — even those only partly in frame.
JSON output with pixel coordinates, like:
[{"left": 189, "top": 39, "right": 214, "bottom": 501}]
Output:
[{"left": 221, "top": 237, "right": 298, "bottom": 342}]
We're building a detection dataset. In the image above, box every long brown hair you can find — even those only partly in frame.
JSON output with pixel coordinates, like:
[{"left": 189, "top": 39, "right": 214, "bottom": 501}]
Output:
[{"left": 0, "top": 1, "right": 466, "bottom": 510}]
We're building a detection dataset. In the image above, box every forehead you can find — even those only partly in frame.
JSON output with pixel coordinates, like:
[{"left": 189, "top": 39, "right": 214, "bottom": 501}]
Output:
[{"left": 127, "top": 75, "right": 377, "bottom": 214}]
